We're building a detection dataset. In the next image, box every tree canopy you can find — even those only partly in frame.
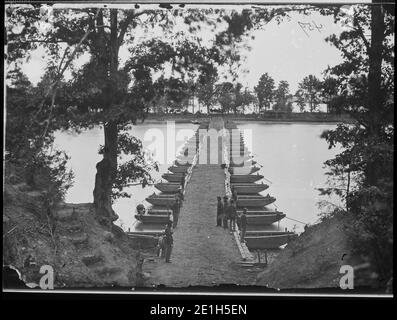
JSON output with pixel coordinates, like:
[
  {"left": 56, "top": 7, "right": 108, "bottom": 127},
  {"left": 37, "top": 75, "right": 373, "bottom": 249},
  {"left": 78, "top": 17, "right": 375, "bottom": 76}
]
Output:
[
  {"left": 254, "top": 73, "right": 275, "bottom": 112},
  {"left": 297, "top": 75, "right": 323, "bottom": 112},
  {"left": 319, "top": 3, "right": 394, "bottom": 285},
  {"left": 273, "top": 80, "right": 293, "bottom": 112}
]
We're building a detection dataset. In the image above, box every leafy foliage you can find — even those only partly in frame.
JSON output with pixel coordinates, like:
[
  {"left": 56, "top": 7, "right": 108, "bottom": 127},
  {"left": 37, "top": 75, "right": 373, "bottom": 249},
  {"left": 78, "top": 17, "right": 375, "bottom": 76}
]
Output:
[
  {"left": 5, "top": 67, "right": 74, "bottom": 204},
  {"left": 254, "top": 73, "right": 275, "bottom": 112},
  {"left": 215, "top": 82, "right": 255, "bottom": 114},
  {"left": 297, "top": 75, "right": 323, "bottom": 112},
  {"left": 216, "top": 82, "right": 234, "bottom": 114},
  {"left": 294, "top": 89, "right": 306, "bottom": 112},
  {"left": 319, "top": 4, "right": 394, "bottom": 286},
  {"left": 110, "top": 131, "right": 159, "bottom": 200},
  {"left": 237, "top": 87, "right": 257, "bottom": 114},
  {"left": 321, "top": 77, "right": 339, "bottom": 113},
  {"left": 273, "top": 80, "right": 293, "bottom": 112},
  {"left": 196, "top": 64, "right": 219, "bottom": 114}
]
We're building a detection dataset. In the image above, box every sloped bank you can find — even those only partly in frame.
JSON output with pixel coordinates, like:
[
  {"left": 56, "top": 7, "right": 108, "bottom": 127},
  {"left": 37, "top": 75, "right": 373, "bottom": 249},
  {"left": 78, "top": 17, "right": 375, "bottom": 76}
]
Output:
[
  {"left": 3, "top": 178, "right": 141, "bottom": 288},
  {"left": 256, "top": 214, "right": 374, "bottom": 290}
]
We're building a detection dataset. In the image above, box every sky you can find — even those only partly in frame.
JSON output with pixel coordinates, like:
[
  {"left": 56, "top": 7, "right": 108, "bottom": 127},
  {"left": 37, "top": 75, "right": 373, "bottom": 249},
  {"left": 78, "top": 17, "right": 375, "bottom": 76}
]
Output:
[
  {"left": 240, "top": 12, "right": 345, "bottom": 92},
  {"left": 15, "top": 4, "right": 350, "bottom": 93}
]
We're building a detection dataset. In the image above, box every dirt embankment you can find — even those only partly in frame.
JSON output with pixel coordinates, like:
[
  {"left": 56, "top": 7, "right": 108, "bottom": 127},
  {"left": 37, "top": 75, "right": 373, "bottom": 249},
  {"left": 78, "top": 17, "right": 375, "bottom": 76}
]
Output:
[
  {"left": 3, "top": 176, "right": 141, "bottom": 288},
  {"left": 256, "top": 214, "right": 371, "bottom": 290}
]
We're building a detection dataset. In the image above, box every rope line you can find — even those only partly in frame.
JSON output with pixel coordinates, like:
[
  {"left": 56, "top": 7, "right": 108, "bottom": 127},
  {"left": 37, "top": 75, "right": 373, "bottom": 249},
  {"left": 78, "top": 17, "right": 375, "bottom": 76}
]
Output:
[
  {"left": 262, "top": 177, "right": 273, "bottom": 184},
  {"left": 284, "top": 216, "right": 309, "bottom": 225}
]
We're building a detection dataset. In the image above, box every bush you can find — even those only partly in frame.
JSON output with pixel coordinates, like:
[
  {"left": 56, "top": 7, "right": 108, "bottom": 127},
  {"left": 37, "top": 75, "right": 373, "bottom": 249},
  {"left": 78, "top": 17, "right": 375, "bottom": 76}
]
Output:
[{"left": 24, "top": 147, "right": 74, "bottom": 203}]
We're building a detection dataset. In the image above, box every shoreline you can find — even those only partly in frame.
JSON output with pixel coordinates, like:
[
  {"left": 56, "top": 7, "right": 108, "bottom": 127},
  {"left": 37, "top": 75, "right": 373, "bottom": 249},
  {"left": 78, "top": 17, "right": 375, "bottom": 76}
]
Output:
[
  {"left": 56, "top": 115, "right": 349, "bottom": 134},
  {"left": 145, "top": 113, "right": 353, "bottom": 124}
]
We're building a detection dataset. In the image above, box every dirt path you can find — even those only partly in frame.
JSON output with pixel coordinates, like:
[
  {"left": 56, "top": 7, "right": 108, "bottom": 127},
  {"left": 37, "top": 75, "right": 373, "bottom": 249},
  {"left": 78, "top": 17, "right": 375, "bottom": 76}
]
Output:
[{"left": 144, "top": 118, "right": 258, "bottom": 287}]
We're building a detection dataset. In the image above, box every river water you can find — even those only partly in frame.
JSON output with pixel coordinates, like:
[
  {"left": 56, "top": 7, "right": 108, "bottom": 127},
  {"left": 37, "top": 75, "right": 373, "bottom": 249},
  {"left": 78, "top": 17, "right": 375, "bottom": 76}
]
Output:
[
  {"left": 235, "top": 121, "right": 341, "bottom": 232},
  {"left": 54, "top": 120, "right": 340, "bottom": 233},
  {"left": 54, "top": 121, "right": 199, "bottom": 230}
]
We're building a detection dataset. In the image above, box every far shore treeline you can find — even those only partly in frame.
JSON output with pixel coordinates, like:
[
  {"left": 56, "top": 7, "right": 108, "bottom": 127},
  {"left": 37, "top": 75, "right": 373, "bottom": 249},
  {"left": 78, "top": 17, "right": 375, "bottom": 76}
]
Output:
[{"left": 5, "top": 3, "right": 393, "bottom": 289}]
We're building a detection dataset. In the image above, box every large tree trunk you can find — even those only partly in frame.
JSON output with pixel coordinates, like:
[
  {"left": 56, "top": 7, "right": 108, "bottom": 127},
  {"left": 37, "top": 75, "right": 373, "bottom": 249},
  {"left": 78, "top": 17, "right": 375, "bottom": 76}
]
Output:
[
  {"left": 368, "top": 4, "right": 385, "bottom": 132},
  {"left": 93, "top": 121, "right": 119, "bottom": 224},
  {"left": 365, "top": 3, "right": 385, "bottom": 186},
  {"left": 93, "top": 9, "right": 121, "bottom": 225}
]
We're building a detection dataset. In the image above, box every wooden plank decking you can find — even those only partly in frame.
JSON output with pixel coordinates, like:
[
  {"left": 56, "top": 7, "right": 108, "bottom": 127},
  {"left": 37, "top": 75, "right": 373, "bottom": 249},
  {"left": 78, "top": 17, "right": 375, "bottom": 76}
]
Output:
[{"left": 144, "top": 118, "right": 257, "bottom": 287}]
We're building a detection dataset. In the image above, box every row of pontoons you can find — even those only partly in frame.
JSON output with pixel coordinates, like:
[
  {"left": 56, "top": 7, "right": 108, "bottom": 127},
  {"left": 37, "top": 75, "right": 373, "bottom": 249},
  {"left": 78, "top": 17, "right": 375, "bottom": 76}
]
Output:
[
  {"left": 129, "top": 124, "right": 205, "bottom": 230},
  {"left": 225, "top": 121, "right": 298, "bottom": 249}
]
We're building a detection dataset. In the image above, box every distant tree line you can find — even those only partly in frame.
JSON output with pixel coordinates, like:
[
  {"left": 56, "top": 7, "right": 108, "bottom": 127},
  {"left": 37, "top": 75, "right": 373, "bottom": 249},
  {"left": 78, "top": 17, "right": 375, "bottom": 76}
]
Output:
[
  {"left": 148, "top": 72, "right": 340, "bottom": 115},
  {"left": 254, "top": 73, "right": 340, "bottom": 114},
  {"left": 158, "top": 71, "right": 347, "bottom": 115},
  {"left": 148, "top": 78, "right": 257, "bottom": 115}
]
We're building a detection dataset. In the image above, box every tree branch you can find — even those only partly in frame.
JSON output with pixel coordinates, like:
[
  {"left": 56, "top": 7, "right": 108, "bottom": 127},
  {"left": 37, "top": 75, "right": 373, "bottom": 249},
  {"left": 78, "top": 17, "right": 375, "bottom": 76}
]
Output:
[
  {"left": 117, "top": 10, "right": 135, "bottom": 47},
  {"left": 57, "top": 47, "right": 70, "bottom": 75},
  {"left": 7, "top": 39, "right": 69, "bottom": 44},
  {"left": 117, "top": 10, "right": 153, "bottom": 47},
  {"left": 355, "top": 25, "right": 371, "bottom": 53},
  {"left": 57, "top": 9, "right": 100, "bottom": 83},
  {"left": 31, "top": 9, "right": 101, "bottom": 135}
]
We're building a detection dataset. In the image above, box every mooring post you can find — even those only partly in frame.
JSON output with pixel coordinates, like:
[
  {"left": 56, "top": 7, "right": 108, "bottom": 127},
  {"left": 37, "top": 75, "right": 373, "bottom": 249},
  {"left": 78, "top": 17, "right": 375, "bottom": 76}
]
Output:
[
  {"left": 264, "top": 250, "right": 268, "bottom": 265},
  {"left": 257, "top": 250, "right": 261, "bottom": 263}
]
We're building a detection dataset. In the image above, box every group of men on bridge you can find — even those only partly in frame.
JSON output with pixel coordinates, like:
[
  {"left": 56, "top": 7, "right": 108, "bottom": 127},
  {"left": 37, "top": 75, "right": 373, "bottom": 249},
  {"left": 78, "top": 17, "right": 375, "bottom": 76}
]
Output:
[{"left": 216, "top": 192, "right": 248, "bottom": 243}]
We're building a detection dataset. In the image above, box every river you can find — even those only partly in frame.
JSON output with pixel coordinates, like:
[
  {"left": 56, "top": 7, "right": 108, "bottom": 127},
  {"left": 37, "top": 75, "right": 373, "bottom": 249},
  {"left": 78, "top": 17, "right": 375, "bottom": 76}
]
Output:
[
  {"left": 235, "top": 121, "right": 341, "bottom": 232},
  {"left": 54, "top": 120, "right": 340, "bottom": 233}
]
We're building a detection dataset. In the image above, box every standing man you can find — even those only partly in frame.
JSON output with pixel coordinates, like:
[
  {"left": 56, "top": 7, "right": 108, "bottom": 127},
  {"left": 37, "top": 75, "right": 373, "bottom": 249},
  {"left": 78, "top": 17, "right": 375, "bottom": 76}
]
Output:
[
  {"left": 222, "top": 196, "right": 229, "bottom": 229},
  {"left": 181, "top": 172, "right": 186, "bottom": 192},
  {"left": 240, "top": 208, "right": 248, "bottom": 243},
  {"left": 164, "top": 222, "right": 174, "bottom": 263},
  {"left": 229, "top": 199, "right": 237, "bottom": 233},
  {"left": 157, "top": 234, "right": 165, "bottom": 257},
  {"left": 172, "top": 196, "right": 181, "bottom": 228},
  {"left": 216, "top": 196, "right": 223, "bottom": 227},
  {"left": 166, "top": 206, "right": 173, "bottom": 226},
  {"left": 177, "top": 188, "right": 184, "bottom": 202},
  {"left": 196, "top": 134, "right": 200, "bottom": 152},
  {"left": 231, "top": 186, "right": 238, "bottom": 204}
]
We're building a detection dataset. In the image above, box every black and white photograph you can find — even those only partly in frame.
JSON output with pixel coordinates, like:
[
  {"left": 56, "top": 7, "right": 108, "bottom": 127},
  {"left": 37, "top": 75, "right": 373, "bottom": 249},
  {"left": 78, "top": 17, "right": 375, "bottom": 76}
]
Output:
[{"left": 3, "top": 0, "right": 394, "bottom": 300}]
